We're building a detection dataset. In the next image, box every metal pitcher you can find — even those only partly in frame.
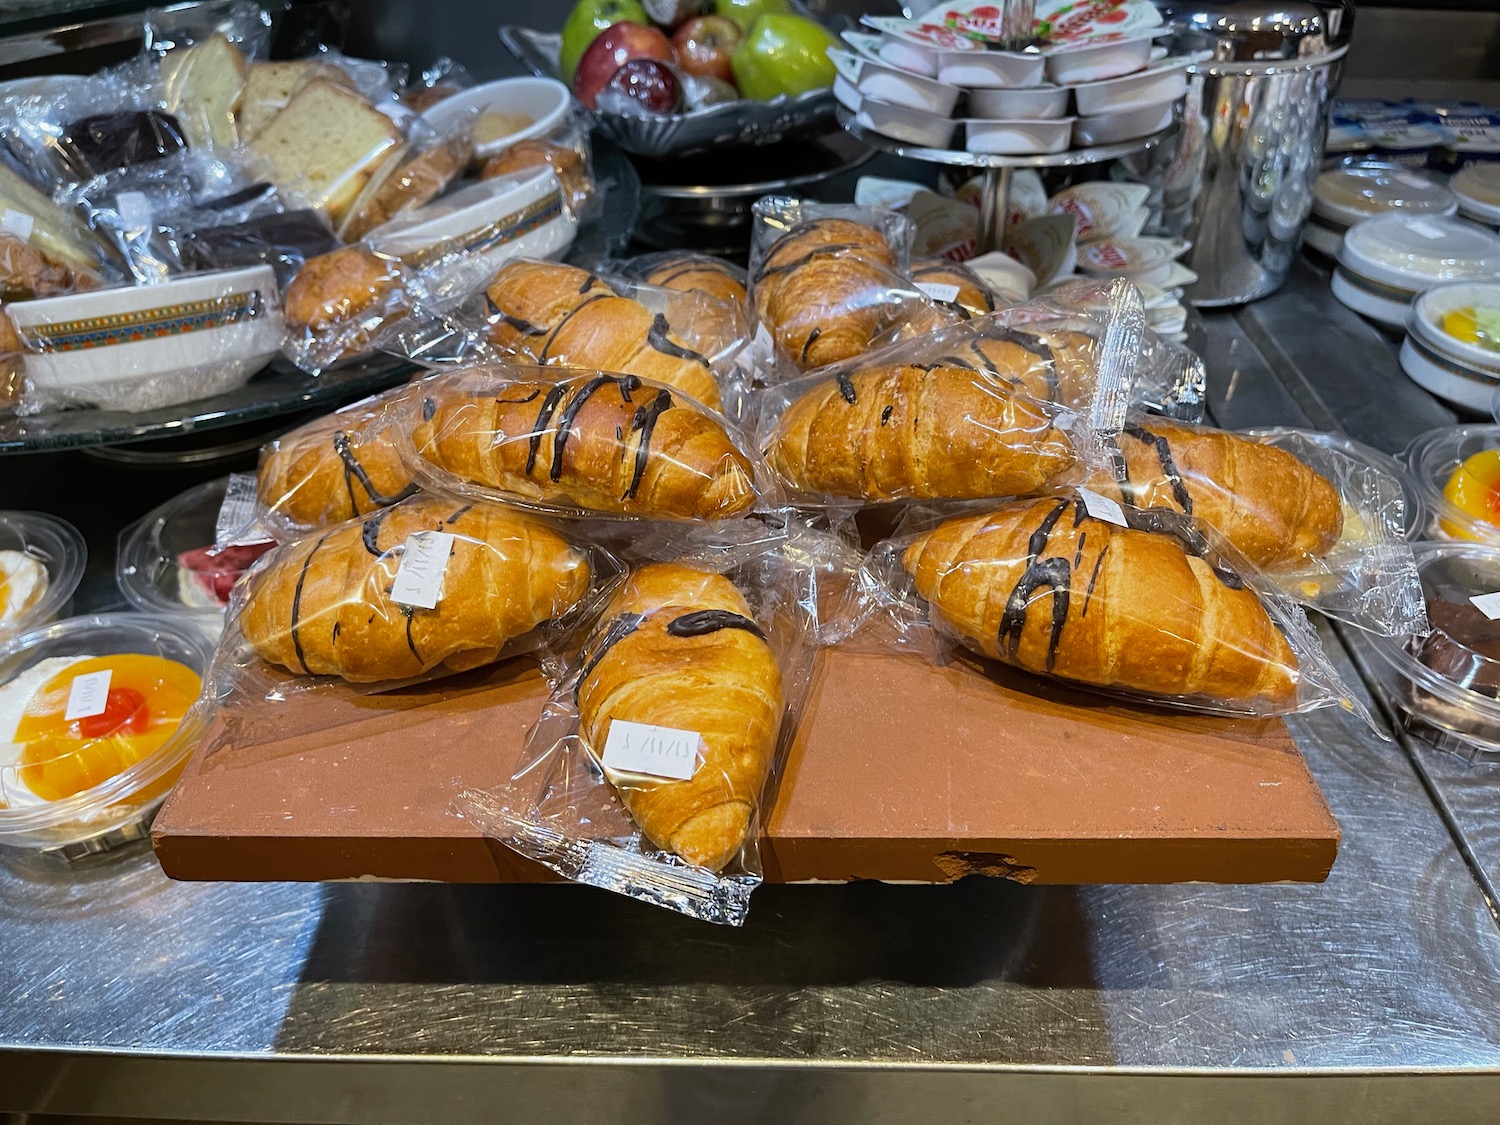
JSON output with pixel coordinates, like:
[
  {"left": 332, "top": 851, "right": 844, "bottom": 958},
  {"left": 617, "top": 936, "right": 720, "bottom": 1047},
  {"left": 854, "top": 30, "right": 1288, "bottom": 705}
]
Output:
[{"left": 1149, "top": 1, "right": 1355, "bottom": 306}]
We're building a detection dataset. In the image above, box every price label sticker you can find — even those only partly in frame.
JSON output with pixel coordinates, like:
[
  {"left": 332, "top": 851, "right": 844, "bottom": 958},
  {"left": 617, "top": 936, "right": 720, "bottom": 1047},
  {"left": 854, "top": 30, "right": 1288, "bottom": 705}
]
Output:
[
  {"left": 1078, "top": 487, "right": 1128, "bottom": 527},
  {"left": 1470, "top": 592, "right": 1500, "bottom": 620},
  {"left": 116, "top": 191, "right": 152, "bottom": 229},
  {"left": 0, "top": 209, "right": 34, "bottom": 241},
  {"left": 216, "top": 472, "right": 269, "bottom": 548},
  {"left": 916, "top": 281, "right": 962, "bottom": 303},
  {"left": 1409, "top": 219, "right": 1448, "bottom": 240},
  {"left": 65, "top": 670, "right": 112, "bottom": 722},
  {"left": 601, "top": 719, "right": 702, "bottom": 782},
  {"left": 390, "top": 531, "right": 455, "bottom": 610}
]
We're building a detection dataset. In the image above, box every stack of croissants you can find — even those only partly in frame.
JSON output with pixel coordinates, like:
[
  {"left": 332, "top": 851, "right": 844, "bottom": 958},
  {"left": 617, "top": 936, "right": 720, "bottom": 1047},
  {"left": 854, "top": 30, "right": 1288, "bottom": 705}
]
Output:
[{"left": 227, "top": 210, "right": 1351, "bottom": 876}]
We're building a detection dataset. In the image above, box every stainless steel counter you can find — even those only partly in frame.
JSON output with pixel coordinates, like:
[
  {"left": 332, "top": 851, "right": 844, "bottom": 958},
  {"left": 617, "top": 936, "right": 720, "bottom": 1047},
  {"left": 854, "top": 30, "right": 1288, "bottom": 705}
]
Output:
[{"left": 4, "top": 258, "right": 1500, "bottom": 1124}]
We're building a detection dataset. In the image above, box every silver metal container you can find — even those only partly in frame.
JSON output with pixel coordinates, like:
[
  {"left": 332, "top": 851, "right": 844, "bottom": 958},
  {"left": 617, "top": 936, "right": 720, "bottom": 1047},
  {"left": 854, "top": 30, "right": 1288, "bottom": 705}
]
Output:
[{"left": 1151, "top": 1, "right": 1355, "bottom": 306}]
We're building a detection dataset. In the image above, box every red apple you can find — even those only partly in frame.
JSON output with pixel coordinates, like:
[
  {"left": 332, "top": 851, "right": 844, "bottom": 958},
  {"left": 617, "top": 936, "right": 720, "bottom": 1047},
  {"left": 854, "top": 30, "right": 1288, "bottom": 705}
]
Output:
[
  {"left": 671, "top": 14, "right": 742, "bottom": 84},
  {"left": 599, "top": 57, "right": 684, "bottom": 115},
  {"left": 572, "top": 21, "right": 675, "bottom": 110}
]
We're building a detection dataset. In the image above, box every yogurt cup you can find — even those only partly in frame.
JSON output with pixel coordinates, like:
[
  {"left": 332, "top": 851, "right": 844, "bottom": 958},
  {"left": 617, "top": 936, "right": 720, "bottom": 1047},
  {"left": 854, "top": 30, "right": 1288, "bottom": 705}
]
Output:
[
  {"left": 967, "top": 85, "right": 1070, "bottom": 120},
  {"left": 1071, "top": 55, "right": 1193, "bottom": 115},
  {"left": 1046, "top": 31, "right": 1163, "bottom": 85},
  {"left": 0, "top": 613, "right": 213, "bottom": 858},
  {"left": 856, "top": 97, "right": 959, "bottom": 149},
  {"left": 1400, "top": 282, "right": 1500, "bottom": 413},
  {"left": 1452, "top": 163, "right": 1500, "bottom": 228},
  {"left": 1306, "top": 163, "right": 1457, "bottom": 259},
  {"left": 965, "top": 116, "right": 1074, "bottom": 155},
  {"left": 0, "top": 512, "right": 85, "bottom": 647},
  {"left": 1333, "top": 215, "right": 1500, "bottom": 330},
  {"left": 828, "top": 49, "right": 961, "bottom": 116}
]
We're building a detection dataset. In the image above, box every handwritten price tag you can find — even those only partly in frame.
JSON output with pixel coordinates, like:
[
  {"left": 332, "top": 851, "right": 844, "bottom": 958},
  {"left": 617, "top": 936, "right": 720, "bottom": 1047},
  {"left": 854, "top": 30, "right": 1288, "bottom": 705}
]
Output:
[
  {"left": 390, "top": 531, "right": 454, "bottom": 609},
  {"left": 1077, "top": 487, "right": 1128, "bottom": 527},
  {"left": 65, "top": 670, "right": 112, "bottom": 721},
  {"left": 916, "top": 281, "right": 961, "bottom": 303},
  {"left": 601, "top": 719, "right": 702, "bottom": 782}
]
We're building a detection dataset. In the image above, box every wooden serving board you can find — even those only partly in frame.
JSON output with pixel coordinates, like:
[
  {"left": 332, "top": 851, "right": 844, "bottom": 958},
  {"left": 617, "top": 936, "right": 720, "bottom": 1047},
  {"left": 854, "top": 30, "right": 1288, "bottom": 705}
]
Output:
[{"left": 152, "top": 646, "right": 1340, "bottom": 885}]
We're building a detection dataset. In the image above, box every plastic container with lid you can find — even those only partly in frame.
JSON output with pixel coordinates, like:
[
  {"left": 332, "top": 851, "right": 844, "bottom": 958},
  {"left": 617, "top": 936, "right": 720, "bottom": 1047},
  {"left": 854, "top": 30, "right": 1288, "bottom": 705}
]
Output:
[
  {"left": 1400, "top": 281, "right": 1500, "bottom": 412},
  {"left": 0, "top": 613, "right": 213, "bottom": 859},
  {"left": 0, "top": 511, "right": 86, "bottom": 646},
  {"left": 116, "top": 477, "right": 275, "bottom": 621},
  {"left": 1403, "top": 424, "right": 1500, "bottom": 546},
  {"left": 1365, "top": 541, "right": 1500, "bottom": 759},
  {"left": 1332, "top": 215, "right": 1500, "bottom": 329},
  {"left": 1304, "top": 163, "right": 1457, "bottom": 259},
  {"left": 1451, "top": 163, "right": 1500, "bottom": 229}
]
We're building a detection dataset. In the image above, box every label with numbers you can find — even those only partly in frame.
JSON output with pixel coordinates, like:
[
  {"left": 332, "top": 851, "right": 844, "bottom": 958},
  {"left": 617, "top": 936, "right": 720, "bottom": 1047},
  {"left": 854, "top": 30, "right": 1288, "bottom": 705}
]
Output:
[
  {"left": 600, "top": 720, "right": 702, "bottom": 782},
  {"left": 916, "top": 281, "right": 961, "bottom": 303},
  {"left": 390, "top": 531, "right": 455, "bottom": 609},
  {"left": 216, "top": 473, "right": 269, "bottom": 548},
  {"left": 65, "top": 670, "right": 113, "bottom": 721},
  {"left": 0, "top": 209, "right": 34, "bottom": 241},
  {"left": 1078, "top": 487, "right": 1128, "bottom": 527},
  {"left": 1470, "top": 592, "right": 1500, "bottom": 620}
]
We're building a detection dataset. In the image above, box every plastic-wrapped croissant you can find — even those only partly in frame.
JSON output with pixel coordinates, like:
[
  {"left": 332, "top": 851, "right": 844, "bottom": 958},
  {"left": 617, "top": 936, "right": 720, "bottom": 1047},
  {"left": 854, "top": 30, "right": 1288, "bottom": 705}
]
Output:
[
  {"left": 752, "top": 217, "right": 905, "bottom": 371},
  {"left": 641, "top": 252, "right": 747, "bottom": 307},
  {"left": 764, "top": 359, "right": 1076, "bottom": 501},
  {"left": 240, "top": 496, "right": 591, "bottom": 682},
  {"left": 483, "top": 260, "right": 723, "bottom": 410},
  {"left": 903, "top": 497, "right": 1299, "bottom": 707},
  {"left": 408, "top": 370, "right": 756, "bottom": 519},
  {"left": 258, "top": 395, "right": 416, "bottom": 532},
  {"left": 910, "top": 258, "right": 997, "bottom": 320},
  {"left": 576, "top": 562, "right": 783, "bottom": 871},
  {"left": 1085, "top": 419, "right": 1344, "bottom": 570}
]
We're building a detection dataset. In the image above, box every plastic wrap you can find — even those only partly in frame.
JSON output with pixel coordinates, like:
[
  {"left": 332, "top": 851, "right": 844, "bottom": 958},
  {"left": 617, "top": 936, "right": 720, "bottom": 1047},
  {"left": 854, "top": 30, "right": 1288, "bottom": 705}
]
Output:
[
  {"left": 756, "top": 289, "right": 1141, "bottom": 506},
  {"left": 455, "top": 522, "right": 833, "bottom": 925},
  {"left": 393, "top": 364, "right": 759, "bottom": 522},
  {"left": 0, "top": 612, "right": 213, "bottom": 857},
  {"left": 477, "top": 259, "right": 749, "bottom": 416},
  {"left": 216, "top": 494, "right": 609, "bottom": 687},
  {"left": 279, "top": 244, "right": 414, "bottom": 373},
  {"left": 1403, "top": 423, "right": 1500, "bottom": 547},
  {"left": 398, "top": 57, "right": 475, "bottom": 113},
  {"left": 852, "top": 495, "right": 1373, "bottom": 721},
  {"left": 117, "top": 476, "right": 275, "bottom": 619},
  {"left": 180, "top": 206, "right": 341, "bottom": 289},
  {"left": 478, "top": 114, "right": 598, "bottom": 224},
  {"left": 0, "top": 511, "right": 86, "bottom": 644},
  {"left": 908, "top": 256, "right": 1001, "bottom": 321},
  {"left": 6, "top": 264, "right": 284, "bottom": 413},
  {"left": 749, "top": 197, "right": 930, "bottom": 376},
  {"left": 338, "top": 109, "right": 475, "bottom": 243},
  {"left": 0, "top": 159, "right": 114, "bottom": 298},
  {"left": 601, "top": 250, "right": 748, "bottom": 310},
  {"left": 256, "top": 384, "right": 418, "bottom": 540}
]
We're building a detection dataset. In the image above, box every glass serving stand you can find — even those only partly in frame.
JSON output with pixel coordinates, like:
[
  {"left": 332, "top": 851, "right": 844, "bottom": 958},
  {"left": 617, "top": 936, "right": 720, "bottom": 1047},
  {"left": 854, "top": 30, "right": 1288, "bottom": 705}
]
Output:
[{"left": 837, "top": 107, "right": 1175, "bottom": 254}]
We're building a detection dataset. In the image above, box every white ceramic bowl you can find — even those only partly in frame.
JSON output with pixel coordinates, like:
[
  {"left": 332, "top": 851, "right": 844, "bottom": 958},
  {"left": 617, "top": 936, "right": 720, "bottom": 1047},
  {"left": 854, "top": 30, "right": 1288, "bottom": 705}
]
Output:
[
  {"left": 965, "top": 117, "right": 1073, "bottom": 155},
  {"left": 1072, "top": 99, "right": 1174, "bottom": 146},
  {"left": 968, "top": 85, "right": 1070, "bottom": 120},
  {"left": 939, "top": 50, "right": 1046, "bottom": 89},
  {"left": 1072, "top": 57, "right": 1191, "bottom": 115},
  {"left": 369, "top": 168, "right": 577, "bottom": 284},
  {"left": 7, "top": 266, "right": 283, "bottom": 412},
  {"left": 856, "top": 97, "right": 958, "bottom": 148},
  {"left": 421, "top": 76, "right": 571, "bottom": 161},
  {"left": 1046, "top": 32, "right": 1159, "bottom": 84}
]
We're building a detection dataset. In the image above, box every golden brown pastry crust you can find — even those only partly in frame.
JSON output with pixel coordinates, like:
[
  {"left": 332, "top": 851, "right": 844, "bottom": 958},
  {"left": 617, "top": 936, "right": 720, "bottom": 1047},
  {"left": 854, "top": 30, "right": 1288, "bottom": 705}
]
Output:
[
  {"left": 910, "top": 258, "right": 996, "bottom": 320},
  {"left": 241, "top": 496, "right": 591, "bottom": 682},
  {"left": 766, "top": 361, "right": 1075, "bottom": 501},
  {"left": 1086, "top": 420, "right": 1344, "bottom": 570},
  {"left": 284, "top": 246, "right": 402, "bottom": 331},
  {"left": 412, "top": 372, "right": 755, "bottom": 519},
  {"left": 342, "top": 134, "right": 473, "bottom": 241},
  {"left": 258, "top": 400, "right": 416, "bottom": 530},
  {"left": 643, "top": 253, "right": 747, "bottom": 307},
  {"left": 903, "top": 498, "right": 1299, "bottom": 706},
  {"left": 483, "top": 261, "right": 723, "bottom": 410},
  {"left": 577, "top": 562, "right": 783, "bottom": 871},
  {"left": 481, "top": 140, "right": 591, "bottom": 214},
  {"left": 0, "top": 235, "right": 104, "bottom": 301}
]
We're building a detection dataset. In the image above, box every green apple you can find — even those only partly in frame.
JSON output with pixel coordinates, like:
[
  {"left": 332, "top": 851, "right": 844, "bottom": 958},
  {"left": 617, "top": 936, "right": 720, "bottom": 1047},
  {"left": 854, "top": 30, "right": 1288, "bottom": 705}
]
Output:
[
  {"left": 712, "top": 0, "right": 791, "bottom": 34},
  {"left": 559, "top": 0, "right": 649, "bottom": 81},
  {"left": 730, "top": 13, "right": 837, "bottom": 100}
]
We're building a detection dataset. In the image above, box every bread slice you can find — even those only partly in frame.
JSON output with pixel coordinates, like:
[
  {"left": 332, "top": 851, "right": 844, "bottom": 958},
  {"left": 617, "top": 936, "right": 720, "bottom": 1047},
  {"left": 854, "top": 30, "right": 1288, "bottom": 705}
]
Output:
[
  {"left": 338, "top": 134, "right": 470, "bottom": 241},
  {"left": 161, "top": 33, "right": 248, "bottom": 151},
  {"left": 237, "top": 60, "right": 326, "bottom": 140},
  {"left": 248, "top": 78, "right": 404, "bottom": 224},
  {"left": 0, "top": 165, "right": 103, "bottom": 276}
]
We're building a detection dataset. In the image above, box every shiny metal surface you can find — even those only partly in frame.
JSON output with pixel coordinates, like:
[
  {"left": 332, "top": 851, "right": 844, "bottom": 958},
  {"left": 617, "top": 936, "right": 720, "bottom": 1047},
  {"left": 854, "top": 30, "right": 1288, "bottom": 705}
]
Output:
[
  {"left": 1158, "top": 0, "right": 1353, "bottom": 67},
  {"left": 6, "top": 264, "right": 1500, "bottom": 1120}
]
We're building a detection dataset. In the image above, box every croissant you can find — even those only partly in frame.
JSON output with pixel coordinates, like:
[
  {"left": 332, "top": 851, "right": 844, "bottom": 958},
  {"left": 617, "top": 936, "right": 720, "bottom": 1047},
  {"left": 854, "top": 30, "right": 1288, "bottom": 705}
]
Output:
[
  {"left": 1085, "top": 420, "right": 1344, "bottom": 569},
  {"left": 765, "top": 361, "right": 1075, "bottom": 501},
  {"left": 642, "top": 253, "right": 747, "bottom": 307},
  {"left": 910, "top": 258, "right": 996, "bottom": 320},
  {"left": 484, "top": 261, "right": 723, "bottom": 410},
  {"left": 241, "top": 496, "right": 591, "bottom": 682},
  {"left": 938, "top": 320, "right": 1101, "bottom": 408},
  {"left": 411, "top": 371, "right": 755, "bottom": 519},
  {"left": 258, "top": 398, "right": 416, "bottom": 530},
  {"left": 576, "top": 562, "right": 783, "bottom": 871},
  {"left": 753, "top": 217, "right": 902, "bottom": 371},
  {"left": 284, "top": 246, "right": 404, "bottom": 335},
  {"left": 903, "top": 498, "right": 1299, "bottom": 706}
]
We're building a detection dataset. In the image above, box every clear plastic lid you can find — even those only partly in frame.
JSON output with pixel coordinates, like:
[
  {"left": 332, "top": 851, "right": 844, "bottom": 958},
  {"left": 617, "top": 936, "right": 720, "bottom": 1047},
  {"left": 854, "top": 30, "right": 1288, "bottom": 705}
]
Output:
[
  {"left": 1452, "top": 163, "right": 1500, "bottom": 221},
  {"left": 1366, "top": 541, "right": 1500, "bottom": 758},
  {"left": 0, "top": 613, "right": 212, "bottom": 855},
  {"left": 1339, "top": 214, "right": 1500, "bottom": 293},
  {"left": 1312, "top": 164, "right": 1457, "bottom": 228},
  {"left": 1403, "top": 423, "right": 1500, "bottom": 546},
  {"left": 0, "top": 511, "right": 86, "bottom": 645},
  {"left": 117, "top": 477, "right": 275, "bottom": 616}
]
